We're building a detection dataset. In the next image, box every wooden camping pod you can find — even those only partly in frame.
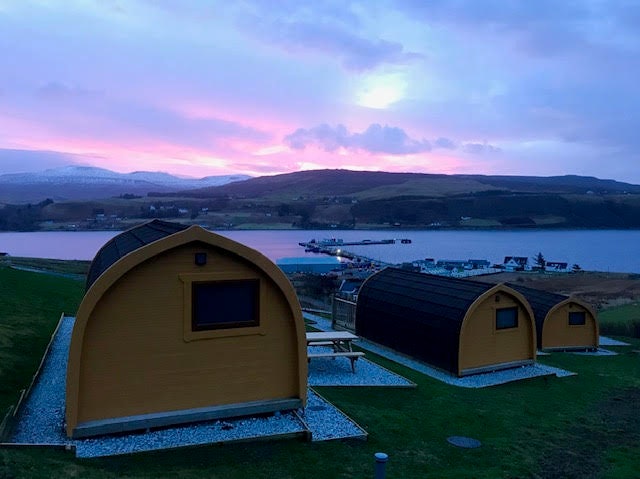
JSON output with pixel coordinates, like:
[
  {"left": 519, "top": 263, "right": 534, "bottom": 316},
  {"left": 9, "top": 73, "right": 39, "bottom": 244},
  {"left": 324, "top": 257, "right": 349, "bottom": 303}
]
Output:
[
  {"left": 66, "top": 220, "right": 307, "bottom": 438},
  {"left": 355, "top": 268, "right": 537, "bottom": 376},
  {"left": 507, "top": 282, "right": 599, "bottom": 351}
]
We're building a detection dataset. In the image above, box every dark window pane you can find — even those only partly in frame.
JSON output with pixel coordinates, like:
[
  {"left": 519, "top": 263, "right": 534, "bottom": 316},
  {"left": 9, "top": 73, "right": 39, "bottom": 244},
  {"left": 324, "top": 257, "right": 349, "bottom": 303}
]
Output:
[
  {"left": 192, "top": 280, "right": 259, "bottom": 331},
  {"left": 568, "top": 311, "right": 586, "bottom": 326},
  {"left": 496, "top": 307, "right": 518, "bottom": 330}
]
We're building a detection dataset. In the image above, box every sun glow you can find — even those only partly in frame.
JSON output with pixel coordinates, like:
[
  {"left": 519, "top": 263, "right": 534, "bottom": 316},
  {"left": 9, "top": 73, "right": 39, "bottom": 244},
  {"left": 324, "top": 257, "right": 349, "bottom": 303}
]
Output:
[{"left": 356, "top": 74, "right": 406, "bottom": 109}]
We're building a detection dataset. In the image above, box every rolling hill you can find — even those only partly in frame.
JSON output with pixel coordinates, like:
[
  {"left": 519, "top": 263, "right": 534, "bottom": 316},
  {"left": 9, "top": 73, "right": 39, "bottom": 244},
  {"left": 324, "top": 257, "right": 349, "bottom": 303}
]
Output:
[
  {"left": 172, "top": 169, "right": 640, "bottom": 200},
  {"left": 159, "top": 169, "right": 640, "bottom": 229},
  {"left": 0, "top": 166, "right": 250, "bottom": 203}
]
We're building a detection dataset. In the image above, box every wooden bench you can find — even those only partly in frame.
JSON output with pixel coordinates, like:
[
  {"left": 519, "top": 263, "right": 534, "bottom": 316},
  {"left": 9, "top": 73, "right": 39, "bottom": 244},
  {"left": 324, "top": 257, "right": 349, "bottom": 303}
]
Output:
[
  {"left": 307, "top": 341, "right": 335, "bottom": 347},
  {"left": 307, "top": 351, "right": 365, "bottom": 373}
]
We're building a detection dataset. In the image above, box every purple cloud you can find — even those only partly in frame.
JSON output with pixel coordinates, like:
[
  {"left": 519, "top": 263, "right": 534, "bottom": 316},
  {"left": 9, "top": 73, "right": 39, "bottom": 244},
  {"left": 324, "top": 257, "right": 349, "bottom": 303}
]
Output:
[
  {"left": 463, "top": 143, "right": 501, "bottom": 155},
  {"left": 237, "top": 3, "right": 422, "bottom": 71},
  {"left": 285, "top": 124, "right": 431, "bottom": 154},
  {"left": 434, "top": 137, "right": 456, "bottom": 149}
]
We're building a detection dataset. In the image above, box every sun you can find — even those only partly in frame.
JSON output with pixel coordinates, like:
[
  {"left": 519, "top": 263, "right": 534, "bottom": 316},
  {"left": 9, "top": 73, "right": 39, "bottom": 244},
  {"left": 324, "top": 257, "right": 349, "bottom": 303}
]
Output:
[{"left": 356, "top": 74, "right": 406, "bottom": 109}]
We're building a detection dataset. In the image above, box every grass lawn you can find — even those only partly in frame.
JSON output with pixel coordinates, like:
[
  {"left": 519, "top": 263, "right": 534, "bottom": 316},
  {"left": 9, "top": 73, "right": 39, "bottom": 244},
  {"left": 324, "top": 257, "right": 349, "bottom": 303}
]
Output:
[
  {"left": 0, "top": 264, "right": 639, "bottom": 478},
  {"left": 599, "top": 302, "right": 640, "bottom": 339},
  {"left": 0, "top": 256, "right": 90, "bottom": 277}
]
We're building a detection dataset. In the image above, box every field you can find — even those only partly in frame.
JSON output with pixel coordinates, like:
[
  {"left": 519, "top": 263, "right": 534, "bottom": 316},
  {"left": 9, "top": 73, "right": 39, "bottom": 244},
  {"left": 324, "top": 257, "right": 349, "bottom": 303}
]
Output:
[
  {"left": 0, "top": 263, "right": 639, "bottom": 478},
  {"left": 472, "top": 271, "right": 640, "bottom": 309}
]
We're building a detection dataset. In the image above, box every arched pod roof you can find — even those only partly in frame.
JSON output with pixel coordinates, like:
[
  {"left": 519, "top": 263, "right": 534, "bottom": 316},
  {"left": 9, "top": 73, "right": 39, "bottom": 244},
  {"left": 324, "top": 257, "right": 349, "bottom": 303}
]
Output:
[
  {"left": 356, "top": 268, "right": 536, "bottom": 375},
  {"left": 86, "top": 219, "right": 188, "bottom": 290},
  {"left": 506, "top": 282, "right": 597, "bottom": 345},
  {"left": 358, "top": 268, "right": 498, "bottom": 328}
]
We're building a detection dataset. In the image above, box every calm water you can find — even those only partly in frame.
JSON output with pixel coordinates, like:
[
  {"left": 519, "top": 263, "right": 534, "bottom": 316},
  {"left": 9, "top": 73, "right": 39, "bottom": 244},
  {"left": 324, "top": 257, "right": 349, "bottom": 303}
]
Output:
[{"left": 1, "top": 229, "right": 639, "bottom": 273}]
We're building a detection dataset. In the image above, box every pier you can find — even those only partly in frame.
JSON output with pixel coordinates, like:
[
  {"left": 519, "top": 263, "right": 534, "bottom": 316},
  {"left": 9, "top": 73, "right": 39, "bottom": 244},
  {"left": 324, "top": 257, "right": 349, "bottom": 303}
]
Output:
[{"left": 299, "top": 237, "right": 411, "bottom": 251}]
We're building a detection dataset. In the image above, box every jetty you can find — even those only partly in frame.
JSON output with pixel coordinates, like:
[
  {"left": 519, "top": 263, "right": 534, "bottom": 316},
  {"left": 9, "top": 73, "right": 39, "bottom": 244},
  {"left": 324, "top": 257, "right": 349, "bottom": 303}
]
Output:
[{"left": 299, "top": 237, "right": 410, "bottom": 251}]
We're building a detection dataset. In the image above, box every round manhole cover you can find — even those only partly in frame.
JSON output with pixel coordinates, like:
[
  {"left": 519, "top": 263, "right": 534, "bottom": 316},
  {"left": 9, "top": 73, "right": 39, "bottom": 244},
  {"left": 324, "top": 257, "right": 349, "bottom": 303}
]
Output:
[
  {"left": 307, "top": 405, "right": 327, "bottom": 411},
  {"left": 447, "top": 436, "right": 482, "bottom": 448}
]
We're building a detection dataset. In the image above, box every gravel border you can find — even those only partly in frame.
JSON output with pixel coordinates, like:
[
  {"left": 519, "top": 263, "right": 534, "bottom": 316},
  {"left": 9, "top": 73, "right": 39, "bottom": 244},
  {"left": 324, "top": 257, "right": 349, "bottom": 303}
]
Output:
[
  {"left": 572, "top": 348, "right": 617, "bottom": 356},
  {"left": 10, "top": 316, "right": 367, "bottom": 457},
  {"left": 599, "top": 336, "right": 631, "bottom": 346},
  {"left": 308, "top": 346, "right": 414, "bottom": 387},
  {"left": 303, "top": 312, "right": 576, "bottom": 388},
  {"left": 301, "top": 389, "right": 367, "bottom": 441}
]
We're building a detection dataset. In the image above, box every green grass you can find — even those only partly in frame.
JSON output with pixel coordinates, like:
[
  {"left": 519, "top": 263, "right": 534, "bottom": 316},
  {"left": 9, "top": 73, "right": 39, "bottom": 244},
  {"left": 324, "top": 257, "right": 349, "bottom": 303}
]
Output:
[
  {"left": 599, "top": 302, "right": 640, "bottom": 338},
  {"left": 0, "top": 257, "right": 90, "bottom": 277},
  {"left": 0, "top": 265, "right": 84, "bottom": 415},
  {"left": 1, "top": 265, "right": 639, "bottom": 478}
]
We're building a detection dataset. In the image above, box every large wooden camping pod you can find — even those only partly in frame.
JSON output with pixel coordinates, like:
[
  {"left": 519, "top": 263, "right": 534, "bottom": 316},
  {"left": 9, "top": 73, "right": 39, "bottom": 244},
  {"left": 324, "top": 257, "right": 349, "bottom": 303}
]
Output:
[
  {"left": 66, "top": 220, "right": 307, "bottom": 438},
  {"left": 507, "top": 283, "right": 599, "bottom": 351},
  {"left": 355, "top": 268, "right": 537, "bottom": 376}
]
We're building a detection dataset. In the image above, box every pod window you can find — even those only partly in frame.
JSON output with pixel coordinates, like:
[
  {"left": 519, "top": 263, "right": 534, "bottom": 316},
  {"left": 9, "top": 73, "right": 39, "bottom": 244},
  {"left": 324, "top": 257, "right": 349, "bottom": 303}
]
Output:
[
  {"left": 192, "top": 279, "right": 259, "bottom": 331},
  {"left": 496, "top": 307, "right": 518, "bottom": 330},
  {"left": 568, "top": 311, "right": 586, "bottom": 326}
]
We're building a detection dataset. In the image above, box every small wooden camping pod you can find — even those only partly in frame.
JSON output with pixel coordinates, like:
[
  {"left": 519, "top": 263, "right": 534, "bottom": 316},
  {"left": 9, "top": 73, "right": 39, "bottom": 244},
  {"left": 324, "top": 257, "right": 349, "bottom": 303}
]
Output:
[
  {"left": 355, "top": 268, "right": 537, "bottom": 376},
  {"left": 506, "top": 282, "right": 599, "bottom": 351},
  {"left": 66, "top": 220, "right": 307, "bottom": 438}
]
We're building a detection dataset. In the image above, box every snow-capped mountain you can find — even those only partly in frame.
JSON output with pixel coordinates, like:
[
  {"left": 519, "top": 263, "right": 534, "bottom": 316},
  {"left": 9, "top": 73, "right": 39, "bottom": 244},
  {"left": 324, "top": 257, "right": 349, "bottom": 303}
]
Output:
[{"left": 0, "top": 166, "right": 250, "bottom": 203}]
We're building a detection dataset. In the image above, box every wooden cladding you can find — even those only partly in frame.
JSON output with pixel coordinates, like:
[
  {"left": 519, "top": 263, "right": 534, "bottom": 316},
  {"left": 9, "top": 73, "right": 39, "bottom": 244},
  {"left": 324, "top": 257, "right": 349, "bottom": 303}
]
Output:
[{"left": 66, "top": 224, "right": 307, "bottom": 438}]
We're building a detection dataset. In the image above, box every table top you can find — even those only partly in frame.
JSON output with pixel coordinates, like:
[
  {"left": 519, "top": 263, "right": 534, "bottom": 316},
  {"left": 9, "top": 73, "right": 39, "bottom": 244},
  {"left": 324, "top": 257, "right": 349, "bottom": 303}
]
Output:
[{"left": 306, "top": 331, "right": 358, "bottom": 341}]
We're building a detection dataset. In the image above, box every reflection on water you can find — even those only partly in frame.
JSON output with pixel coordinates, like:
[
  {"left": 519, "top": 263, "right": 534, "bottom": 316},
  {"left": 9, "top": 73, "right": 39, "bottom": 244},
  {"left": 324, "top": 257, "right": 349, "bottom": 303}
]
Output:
[{"left": 0, "top": 229, "right": 639, "bottom": 273}]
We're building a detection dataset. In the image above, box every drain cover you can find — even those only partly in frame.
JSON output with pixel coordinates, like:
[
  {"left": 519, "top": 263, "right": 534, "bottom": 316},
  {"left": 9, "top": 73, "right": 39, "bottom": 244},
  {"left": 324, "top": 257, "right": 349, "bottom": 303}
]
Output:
[{"left": 447, "top": 436, "right": 482, "bottom": 448}]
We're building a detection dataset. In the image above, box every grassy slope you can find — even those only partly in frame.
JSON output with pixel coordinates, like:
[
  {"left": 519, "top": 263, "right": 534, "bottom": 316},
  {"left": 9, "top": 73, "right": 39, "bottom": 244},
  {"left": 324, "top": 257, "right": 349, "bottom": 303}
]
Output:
[
  {"left": 0, "top": 266, "right": 84, "bottom": 414},
  {"left": 599, "top": 302, "right": 640, "bottom": 338},
  {"left": 0, "top": 266, "right": 639, "bottom": 478}
]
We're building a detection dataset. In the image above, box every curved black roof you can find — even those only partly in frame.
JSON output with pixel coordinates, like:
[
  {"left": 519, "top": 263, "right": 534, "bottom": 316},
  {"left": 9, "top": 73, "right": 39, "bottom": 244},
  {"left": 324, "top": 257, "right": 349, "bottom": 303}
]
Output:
[
  {"left": 355, "top": 268, "right": 498, "bottom": 373},
  {"left": 86, "top": 219, "right": 189, "bottom": 291},
  {"left": 358, "top": 268, "right": 495, "bottom": 325},
  {"left": 505, "top": 282, "right": 568, "bottom": 344}
]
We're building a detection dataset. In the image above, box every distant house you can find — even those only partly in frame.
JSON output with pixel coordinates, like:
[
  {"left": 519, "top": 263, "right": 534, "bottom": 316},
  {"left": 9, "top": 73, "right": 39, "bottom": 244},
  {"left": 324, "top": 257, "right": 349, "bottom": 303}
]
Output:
[
  {"left": 545, "top": 261, "right": 569, "bottom": 271},
  {"left": 356, "top": 268, "right": 537, "bottom": 376},
  {"left": 507, "top": 283, "right": 599, "bottom": 351},
  {"left": 436, "top": 259, "right": 491, "bottom": 271},
  {"left": 66, "top": 219, "right": 307, "bottom": 438},
  {"left": 504, "top": 256, "right": 529, "bottom": 271},
  {"left": 467, "top": 259, "right": 491, "bottom": 269},
  {"left": 436, "top": 259, "right": 468, "bottom": 270}
]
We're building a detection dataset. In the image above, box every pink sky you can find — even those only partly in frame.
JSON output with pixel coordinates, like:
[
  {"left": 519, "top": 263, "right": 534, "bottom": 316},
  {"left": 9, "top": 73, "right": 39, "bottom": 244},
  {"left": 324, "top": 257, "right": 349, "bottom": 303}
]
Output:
[{"left": 1, "top": 1, "right": 639, "bottom": 183}]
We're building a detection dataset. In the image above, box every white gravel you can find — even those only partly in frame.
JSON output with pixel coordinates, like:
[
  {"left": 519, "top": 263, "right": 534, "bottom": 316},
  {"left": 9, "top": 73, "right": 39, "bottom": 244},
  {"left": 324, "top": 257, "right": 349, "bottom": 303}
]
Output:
[
  {"left": 357, "top": 340, "right": 576, "bottom": 387},
  {"left": 303, "top": 312, "right": 576, "bottom": 388},
  {"left": 300, "top": 390, "right": 367, "bottom": 441},
  {"left": 308, "top": 346, "right": 414, "bottom": 387},
  {"left": 572, "top": 348, "right": 618, "bottom": 356},
  {"left": 10, "top": 315, "right": 367, "bottom": 458},
  {"left": 599, "top": 336, "right": 631, "bottom": 346}
]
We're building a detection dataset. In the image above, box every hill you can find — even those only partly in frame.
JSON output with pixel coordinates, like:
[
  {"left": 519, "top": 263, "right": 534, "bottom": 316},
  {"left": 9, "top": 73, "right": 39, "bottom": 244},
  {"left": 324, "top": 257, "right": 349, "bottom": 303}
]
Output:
[
  {"left": 0, "top": 166, "right": 250, "bottom": 203},
  {"left": 152, "top": 169, "right": 640, "bottom": 229},
  {"left": 173, "top": 170, "right": 640, "bottom": 200},
  {"left": 3, "top": 169, "right": 640, "bottom": 230}
]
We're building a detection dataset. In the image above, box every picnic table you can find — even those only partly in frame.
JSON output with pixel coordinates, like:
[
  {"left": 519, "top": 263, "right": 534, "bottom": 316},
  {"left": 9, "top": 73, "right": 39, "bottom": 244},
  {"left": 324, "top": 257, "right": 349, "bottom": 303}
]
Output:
[{"left": 306, "top": 331, "right": 365, "bottom": 372}]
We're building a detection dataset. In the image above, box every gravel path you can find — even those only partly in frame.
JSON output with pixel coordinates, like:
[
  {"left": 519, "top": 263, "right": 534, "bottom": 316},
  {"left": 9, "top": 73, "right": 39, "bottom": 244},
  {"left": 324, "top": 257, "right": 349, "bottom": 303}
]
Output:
[
  {"left": 599, "top": 336, "right": 631, "bottom": 346},
  {"left": 572, "top": 348, "right": 617, "bottom": 356},
  {"left": 11, "top": 316, "right": 367, "bottom": 457},
  {"left": 308, "top": 346, "right": 414, "bottom": 387},
  {"left": 301, "top": 390, "right": 367, "bottom": 441},
  {"left": 303, "top": 312, "right": 576, "bottom": 388}
]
